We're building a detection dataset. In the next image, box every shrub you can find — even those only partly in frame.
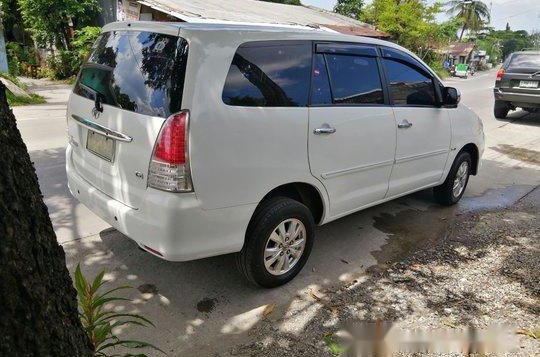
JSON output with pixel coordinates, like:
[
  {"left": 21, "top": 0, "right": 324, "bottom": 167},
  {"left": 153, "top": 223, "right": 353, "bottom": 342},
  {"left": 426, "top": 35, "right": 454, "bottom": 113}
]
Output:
[
  {"left": 73, "top": 26, "right": 101, "bottom": 60},
  {"left": 47, "top": 50, "right": 81, "bottom": 79},
  {"left": 46, "top": 27, "right": 101, "bottom": 79},
  {"left": 74, "top": 264, "right": 163, "bottom": 357}
]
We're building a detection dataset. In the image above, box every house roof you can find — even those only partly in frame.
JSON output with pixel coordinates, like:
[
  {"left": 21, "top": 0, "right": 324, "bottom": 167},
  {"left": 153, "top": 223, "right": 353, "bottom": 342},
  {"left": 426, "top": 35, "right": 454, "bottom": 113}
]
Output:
[
  {"left": 136, "top": 0, "right": 387, "bottom": 37},
  {"left": 444, "top": 42, "right": 476, "bottom": 57}
]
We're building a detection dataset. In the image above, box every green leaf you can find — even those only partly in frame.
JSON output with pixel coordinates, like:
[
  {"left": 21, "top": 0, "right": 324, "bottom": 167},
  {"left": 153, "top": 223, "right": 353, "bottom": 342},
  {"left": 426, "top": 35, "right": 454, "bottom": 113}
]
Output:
[
  {"left": 91, "top": 270, "right": 106, "bottom": 293},
  {"left": 323, "top": 334, "right": 345, "bottom": 356},
  {"left": 91, "top": 296, "right": 131, "bottom": 310},
  {"left": 95, "top": 313, "right": 155, "bottom": 328},
  {"left": 99, "top": 285, "right": 132, "bottom": 299},
  {"left": 74, "top": 263, "right": 88, "bottom": 297},
  {"left": 97, "top": 339, "right": 165, "bottom": 354}
]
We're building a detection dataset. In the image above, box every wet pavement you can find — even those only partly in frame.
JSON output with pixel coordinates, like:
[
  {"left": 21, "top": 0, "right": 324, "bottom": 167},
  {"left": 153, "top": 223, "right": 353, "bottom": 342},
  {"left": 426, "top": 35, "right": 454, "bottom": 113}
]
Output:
[{"left": 14, "top": 69, "right": 540, "bottom": 356}]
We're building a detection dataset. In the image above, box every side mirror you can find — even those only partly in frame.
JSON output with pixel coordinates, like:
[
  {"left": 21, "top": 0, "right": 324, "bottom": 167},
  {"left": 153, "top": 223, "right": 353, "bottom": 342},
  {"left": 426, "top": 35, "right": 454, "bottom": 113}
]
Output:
[{"left": 443, "top": 87, "right": 460, "bottom": 107}]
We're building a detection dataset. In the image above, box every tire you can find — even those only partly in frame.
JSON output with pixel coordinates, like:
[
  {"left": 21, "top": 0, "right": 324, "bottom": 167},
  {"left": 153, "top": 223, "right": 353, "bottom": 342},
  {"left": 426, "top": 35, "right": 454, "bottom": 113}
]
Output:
[
  {"left": 433, "top": 151, "right": 472, "bottom": 206},
  {"left": 236, "top": 197, "right": 315, "bottom": 288},
  {"left": 494, "top": 100, "right": 509, "bottom": 119}
]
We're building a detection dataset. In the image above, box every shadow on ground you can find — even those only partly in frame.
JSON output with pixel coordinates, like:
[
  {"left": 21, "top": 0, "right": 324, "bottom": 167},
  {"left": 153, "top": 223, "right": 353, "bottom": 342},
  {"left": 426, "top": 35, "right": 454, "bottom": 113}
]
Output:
[{"left": 56, "top": 158, "right": 539, "bottom": 356}]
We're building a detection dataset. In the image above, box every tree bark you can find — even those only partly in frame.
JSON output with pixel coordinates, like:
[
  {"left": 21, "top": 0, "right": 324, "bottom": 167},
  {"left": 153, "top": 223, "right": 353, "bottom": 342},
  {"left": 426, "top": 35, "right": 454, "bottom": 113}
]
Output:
[{"left": 0, "top": 82, "right": 92, "bottom": 356}]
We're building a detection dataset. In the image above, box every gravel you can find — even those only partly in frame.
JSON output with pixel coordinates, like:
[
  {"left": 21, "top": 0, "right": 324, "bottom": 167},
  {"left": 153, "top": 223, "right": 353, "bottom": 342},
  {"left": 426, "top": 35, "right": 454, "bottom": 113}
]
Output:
[{"left": 225, "top": 188, "right": 539, "bottom": 357}]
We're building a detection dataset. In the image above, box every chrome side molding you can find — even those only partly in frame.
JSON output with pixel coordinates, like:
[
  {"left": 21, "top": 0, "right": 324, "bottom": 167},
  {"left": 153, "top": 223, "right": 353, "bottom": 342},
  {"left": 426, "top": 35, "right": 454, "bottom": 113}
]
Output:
[{"left": 71, "top": 114, "right": 133, "bottom": 142}]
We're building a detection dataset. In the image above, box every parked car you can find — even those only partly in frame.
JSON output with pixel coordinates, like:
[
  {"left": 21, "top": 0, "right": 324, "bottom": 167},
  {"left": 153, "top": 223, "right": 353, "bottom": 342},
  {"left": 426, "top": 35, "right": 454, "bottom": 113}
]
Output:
[
  {"left": 494, "top": 50, "right": 540, "bottom": 118},
  {"left": 66, "top": 21, "right": 484, "bottom": 287}
]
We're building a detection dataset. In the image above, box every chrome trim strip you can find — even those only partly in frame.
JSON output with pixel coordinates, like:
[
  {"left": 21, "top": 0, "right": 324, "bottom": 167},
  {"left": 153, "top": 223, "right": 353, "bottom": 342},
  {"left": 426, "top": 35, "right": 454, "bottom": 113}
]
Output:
[
  {"left": 71, "top": 114, "right": 133, "bottom": 143},
  {"left": 322, "top": 159, "right": 394, "bottom": 179},
  {"left": 395, "top": 149, "right": 448, "bottom": 164}
]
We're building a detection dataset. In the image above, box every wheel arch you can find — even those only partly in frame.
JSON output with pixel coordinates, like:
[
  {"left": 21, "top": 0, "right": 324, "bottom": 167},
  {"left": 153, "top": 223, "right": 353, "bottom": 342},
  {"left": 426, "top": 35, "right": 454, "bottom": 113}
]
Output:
[
  {"left": 460, "top": 143, "right": 479, "bottom": 175},
  {"left": 254, "top": 182, "right": 326, "bottom": 225}
]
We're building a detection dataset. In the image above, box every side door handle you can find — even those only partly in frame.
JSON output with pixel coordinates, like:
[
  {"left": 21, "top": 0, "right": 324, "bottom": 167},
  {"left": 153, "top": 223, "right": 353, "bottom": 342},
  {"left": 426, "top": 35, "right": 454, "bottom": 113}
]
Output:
[
  {"left": 397, "top": 119, "right": 413, "bottom": 129},
  {"left": 314, "top": 123, "right": 336, "bottom": 135}
]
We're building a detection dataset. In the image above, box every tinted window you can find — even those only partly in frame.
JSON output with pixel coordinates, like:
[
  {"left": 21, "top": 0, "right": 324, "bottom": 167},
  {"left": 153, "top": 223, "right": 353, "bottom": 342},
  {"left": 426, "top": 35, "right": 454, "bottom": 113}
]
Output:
[
  {"left": 222, "top": 41, "right": 311, "bottom": 107},
  {"left": 325, "top": 54, "right": 384, "bottom": 104},
  {"left": 508, "top": 53, "right": 540, "bottom": 69},
  {"left": 311, "top": 54, "right": 332, "bottom": 105},
  {"left": 74, "top": 31, "right": 188, "bottom": 117},
  {"left": 383, "top": 59, "right": 436, "bottom": 106}
]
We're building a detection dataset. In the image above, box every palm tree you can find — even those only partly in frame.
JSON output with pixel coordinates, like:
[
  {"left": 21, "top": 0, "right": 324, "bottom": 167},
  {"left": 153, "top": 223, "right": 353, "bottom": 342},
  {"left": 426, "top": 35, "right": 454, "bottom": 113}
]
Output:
[{"left": 446, "top": 0, "right": 491, "bottom": 40}]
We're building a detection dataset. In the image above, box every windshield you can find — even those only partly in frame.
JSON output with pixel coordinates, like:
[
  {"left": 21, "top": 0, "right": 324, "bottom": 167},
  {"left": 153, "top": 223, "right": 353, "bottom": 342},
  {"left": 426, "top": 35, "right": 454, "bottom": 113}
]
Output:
[
  {"left": 507, "top": 53, "right": 540, "bottom": 69},
  {"left": 73, "top": 31, "right": 188, "bottom": 118}
]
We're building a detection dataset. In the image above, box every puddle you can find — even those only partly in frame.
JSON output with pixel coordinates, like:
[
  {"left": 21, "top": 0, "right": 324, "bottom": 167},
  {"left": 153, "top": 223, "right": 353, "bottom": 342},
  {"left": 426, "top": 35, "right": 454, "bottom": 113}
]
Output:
[
  {"left": 372, "top": 208, "right": 452, "bottom": 265},
  {"left": 490, "top": 144, "right": 540, "bottom": 165},
  {"left": 196, "top": 297, "right": 217, "bottom": 313},
  {"left": 371, "top": 185, "right": 535, "bottom": 265},
  {"left": 458, "top": 186, "right": 535, "bottom": 213},
  {"left": 137, "top": 283, "right": 159, "bottom": 295}
]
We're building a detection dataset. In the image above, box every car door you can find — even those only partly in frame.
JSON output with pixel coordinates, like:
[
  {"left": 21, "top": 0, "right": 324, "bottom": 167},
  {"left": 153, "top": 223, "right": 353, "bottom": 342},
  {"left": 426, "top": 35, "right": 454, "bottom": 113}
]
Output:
[
  {"left": 308, "top": 43, "right": 396, "bottom": 218},
  {"left": 381, "top": 47, "right": 451, "bottom": 197}
]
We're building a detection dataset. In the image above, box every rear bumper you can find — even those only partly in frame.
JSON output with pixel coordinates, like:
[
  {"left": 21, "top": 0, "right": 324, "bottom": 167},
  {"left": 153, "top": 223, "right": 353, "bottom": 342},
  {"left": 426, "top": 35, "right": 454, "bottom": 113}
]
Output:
[
  {"left": 66, "top": 144, "right": 255, "bottom": 261},
  {"left": 494, "top": 88, "right": 540, "bottom": 107}
]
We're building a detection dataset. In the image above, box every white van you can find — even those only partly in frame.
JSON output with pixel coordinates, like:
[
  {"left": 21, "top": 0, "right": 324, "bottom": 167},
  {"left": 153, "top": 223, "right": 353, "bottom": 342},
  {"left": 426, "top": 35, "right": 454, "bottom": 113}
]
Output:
[{"left": 66, "top": 22, "right": 484, "bottom": 287}]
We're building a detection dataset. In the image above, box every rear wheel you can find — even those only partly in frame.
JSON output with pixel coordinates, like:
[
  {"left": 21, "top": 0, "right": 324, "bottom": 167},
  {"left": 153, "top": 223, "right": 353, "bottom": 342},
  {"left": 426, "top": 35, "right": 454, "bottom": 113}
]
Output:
[
  {"left": 236, "top": 197, "right": 314, "bottom": 288},
  {"left": 433, "top": 151, "right": 472, "bottom": 206},
  {"left": 494, "top": 100, "right": 509, "bottom": 119}
]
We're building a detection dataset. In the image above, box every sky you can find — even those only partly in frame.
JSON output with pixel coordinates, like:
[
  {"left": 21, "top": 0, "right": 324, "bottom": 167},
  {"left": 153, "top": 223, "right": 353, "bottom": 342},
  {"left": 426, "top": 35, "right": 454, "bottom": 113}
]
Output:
[{"left": 302, "top": 0, "right": 540, "bottom": 33}]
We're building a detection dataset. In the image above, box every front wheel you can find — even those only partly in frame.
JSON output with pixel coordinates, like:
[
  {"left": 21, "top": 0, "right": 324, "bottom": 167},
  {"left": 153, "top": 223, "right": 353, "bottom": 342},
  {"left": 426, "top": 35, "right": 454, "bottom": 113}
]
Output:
[
  {"left": 433, "top": 152, "right": 472, "bottom": 206},
  {"left": 236, "top": 197, "right": 314, "bottom": 288}
]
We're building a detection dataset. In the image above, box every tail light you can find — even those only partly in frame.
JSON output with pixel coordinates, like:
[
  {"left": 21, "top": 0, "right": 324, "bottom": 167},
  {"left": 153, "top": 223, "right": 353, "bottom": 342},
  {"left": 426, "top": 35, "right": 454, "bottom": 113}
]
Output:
[
  {"left": 147, "top": 110, "right": 193, "bottom": 192},
  {"left": 496, "top": 67, "right": 504, "bottom": 81}
]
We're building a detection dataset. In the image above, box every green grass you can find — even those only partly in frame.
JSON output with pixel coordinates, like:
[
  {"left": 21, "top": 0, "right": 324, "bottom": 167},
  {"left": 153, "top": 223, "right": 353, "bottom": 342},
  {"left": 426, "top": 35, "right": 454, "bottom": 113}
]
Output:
[{"left": 6, "top": 91, "right": 46, "bottom": 106}]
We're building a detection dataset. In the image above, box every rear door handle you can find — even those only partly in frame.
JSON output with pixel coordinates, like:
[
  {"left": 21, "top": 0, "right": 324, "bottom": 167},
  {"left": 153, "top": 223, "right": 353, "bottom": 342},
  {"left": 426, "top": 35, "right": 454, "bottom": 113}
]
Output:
[
  {"left": 397, "top": 119, "right": 413, "bottom": 129},
  {"left": 314, "top": 123, "right": 336, "bottom": 135}
]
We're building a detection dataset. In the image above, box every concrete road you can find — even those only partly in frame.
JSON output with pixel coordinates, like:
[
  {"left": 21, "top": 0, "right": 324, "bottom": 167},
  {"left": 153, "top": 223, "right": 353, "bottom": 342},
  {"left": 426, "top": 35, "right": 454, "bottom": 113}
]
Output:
[{"left": 14, "top": 70, "right": 539, "bottom": 356}]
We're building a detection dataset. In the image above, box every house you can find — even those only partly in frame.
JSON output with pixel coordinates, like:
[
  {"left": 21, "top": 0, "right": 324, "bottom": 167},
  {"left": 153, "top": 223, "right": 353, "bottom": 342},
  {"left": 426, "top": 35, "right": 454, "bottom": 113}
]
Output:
[
  {"left": 100, "top": 0, "right": 388, "bottom": 38},
  {"left": 442, "top": 42, "right": 477, "bottom": 65}
]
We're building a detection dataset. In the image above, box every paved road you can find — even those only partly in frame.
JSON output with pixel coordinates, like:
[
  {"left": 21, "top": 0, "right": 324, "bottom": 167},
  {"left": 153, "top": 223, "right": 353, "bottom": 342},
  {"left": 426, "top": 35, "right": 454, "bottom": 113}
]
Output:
[{"left": 14, "top": 71, "right": 539, "bottom": 356}]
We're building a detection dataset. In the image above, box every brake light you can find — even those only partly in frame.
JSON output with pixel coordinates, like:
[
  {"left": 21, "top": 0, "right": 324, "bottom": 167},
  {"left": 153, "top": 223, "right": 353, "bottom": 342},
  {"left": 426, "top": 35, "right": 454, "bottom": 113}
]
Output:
[
  {"left": 147, "top": 111, "right": 193, "bottom": 192},
  {"left": 496, "top": 68, "right": 504, "bottom": 81}
]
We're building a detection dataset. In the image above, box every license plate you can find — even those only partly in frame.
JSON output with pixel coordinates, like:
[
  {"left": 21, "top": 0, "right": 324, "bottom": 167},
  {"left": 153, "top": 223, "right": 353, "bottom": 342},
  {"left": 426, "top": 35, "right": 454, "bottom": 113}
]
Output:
[
  {"left": 519, "top": 80, "right": 538, "bottom": 88},
  {"left": 86, "top": 130, "right": 115, "bottom": 162}
]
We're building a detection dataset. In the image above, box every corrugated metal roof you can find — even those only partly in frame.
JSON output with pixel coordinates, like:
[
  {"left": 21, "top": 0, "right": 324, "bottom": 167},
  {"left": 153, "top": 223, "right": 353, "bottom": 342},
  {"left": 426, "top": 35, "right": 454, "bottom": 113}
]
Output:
[
  {"left": 444, "top": 42, "right": 476, "bottom": 57},
  {"left": 136, "top": 0, "right": 386, "bottom": 37}
]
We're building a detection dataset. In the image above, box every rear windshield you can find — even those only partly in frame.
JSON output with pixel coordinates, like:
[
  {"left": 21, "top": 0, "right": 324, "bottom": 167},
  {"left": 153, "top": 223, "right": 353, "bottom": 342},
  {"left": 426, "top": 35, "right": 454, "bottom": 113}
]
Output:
[
  {"left": 507, "top": 53, "right": 540, "bottom": 69},
  {"left": 74, "top": 31, "right": 188, "bottom": 117}
]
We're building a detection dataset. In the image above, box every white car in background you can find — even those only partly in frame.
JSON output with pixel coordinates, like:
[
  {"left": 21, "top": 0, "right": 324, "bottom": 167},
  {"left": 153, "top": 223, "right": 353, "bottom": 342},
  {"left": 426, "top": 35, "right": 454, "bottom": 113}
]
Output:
[{"left": 66, "top": 21, "right": 484, "bottom": 287}]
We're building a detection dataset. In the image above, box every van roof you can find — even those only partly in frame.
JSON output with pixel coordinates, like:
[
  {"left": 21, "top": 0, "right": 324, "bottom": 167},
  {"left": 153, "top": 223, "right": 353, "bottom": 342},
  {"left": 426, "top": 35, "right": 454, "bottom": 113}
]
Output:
[
  {"left": 103, "top": 20, "right": 393, "bottom": 47},
  {"left": 101, "top": 21, "right": 438, "bottom": 79}
]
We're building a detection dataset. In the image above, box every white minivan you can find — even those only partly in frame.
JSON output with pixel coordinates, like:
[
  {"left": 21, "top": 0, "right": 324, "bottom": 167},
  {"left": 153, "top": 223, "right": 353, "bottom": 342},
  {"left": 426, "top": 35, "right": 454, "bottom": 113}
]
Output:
[{"left": 66, "top": 21, "right": 484, "bottom": 287}]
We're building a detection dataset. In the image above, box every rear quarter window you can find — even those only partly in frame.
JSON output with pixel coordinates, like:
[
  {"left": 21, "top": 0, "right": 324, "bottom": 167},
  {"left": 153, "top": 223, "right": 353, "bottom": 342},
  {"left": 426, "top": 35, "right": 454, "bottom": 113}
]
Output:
[
  {"left": 74, "top": 31, "right": 188, "bottom": 118},
  {"left": 222, "top": 41, "right": 312, "bottom": 107}
]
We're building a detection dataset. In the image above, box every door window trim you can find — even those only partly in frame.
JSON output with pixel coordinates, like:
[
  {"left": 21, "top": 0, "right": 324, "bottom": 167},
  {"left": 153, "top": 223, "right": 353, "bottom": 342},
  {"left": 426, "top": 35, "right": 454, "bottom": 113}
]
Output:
[
  {"left": 379, "top": 46, "right": 445, "bottom": 107},
  {"left": 309, "top": 41, "right": 389, "bottom": 107}
]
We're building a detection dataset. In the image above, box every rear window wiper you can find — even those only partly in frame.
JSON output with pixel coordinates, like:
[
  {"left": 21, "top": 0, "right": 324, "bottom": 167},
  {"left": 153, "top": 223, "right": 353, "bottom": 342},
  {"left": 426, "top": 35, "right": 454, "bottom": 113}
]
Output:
[{"left": 531, "top": 70, "right": 540, "bottom": 77}]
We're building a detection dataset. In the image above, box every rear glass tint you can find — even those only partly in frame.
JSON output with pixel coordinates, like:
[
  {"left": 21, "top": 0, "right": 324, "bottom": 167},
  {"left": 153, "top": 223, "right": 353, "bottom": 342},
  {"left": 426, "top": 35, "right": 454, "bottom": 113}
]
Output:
[
  {"left": 74, "top": 31, "right": 188, "bottom": 117},
  {"left": 222, "top": 41, "right": 311, "bottom": 107},
  {"left": 508, "top": 53, "right": 540, "bottom": 69}
]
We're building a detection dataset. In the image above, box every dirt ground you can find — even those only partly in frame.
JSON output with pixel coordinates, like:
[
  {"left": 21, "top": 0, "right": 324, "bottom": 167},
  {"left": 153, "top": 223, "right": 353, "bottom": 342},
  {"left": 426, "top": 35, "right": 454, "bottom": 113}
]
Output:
[{"left": 225, "top": 188, "right": 539, "bottom": 357}]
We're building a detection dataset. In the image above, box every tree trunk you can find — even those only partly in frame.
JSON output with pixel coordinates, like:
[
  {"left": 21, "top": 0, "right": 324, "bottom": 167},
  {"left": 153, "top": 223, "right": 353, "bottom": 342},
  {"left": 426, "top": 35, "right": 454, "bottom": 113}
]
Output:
[{"left": 0, "top": 82, "right": 93, "bottom": 356}]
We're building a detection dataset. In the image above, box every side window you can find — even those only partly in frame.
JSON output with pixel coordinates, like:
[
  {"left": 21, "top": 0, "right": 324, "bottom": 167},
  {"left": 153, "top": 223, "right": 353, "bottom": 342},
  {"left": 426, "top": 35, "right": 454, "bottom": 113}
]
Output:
[
  {"left": 383, "top": 59, "right": 436, "bottom": 106},
  {"left": 324, "top": 54, "right": 384, "bottom": 105},
  {"left": 311, "top": 54, "right": 332, "bottom": 105},
  {"left": 222, "top": 41, "right": 311, "bottom": 107}
]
